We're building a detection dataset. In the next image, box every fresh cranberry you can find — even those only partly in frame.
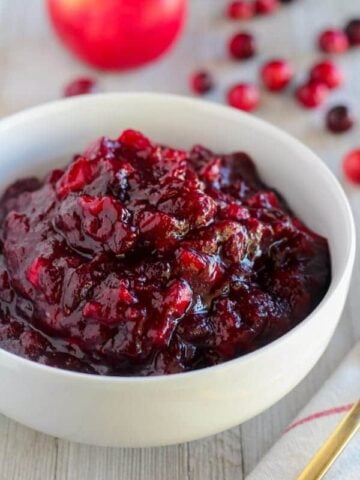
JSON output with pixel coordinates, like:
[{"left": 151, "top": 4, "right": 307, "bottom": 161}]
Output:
[
  {"left": 261, "top": 59, "right": 293, "bottom": 91},
  {"left": 228, "top": 32, "right": 256, "bottom": 60},
  {"left": 318, "top": 29, "right": 349, "bottom": 53},
  {"left": 255, "top": 0, "right": 279, "bottom": 15},
  {"left": 326, "top": 105, "right": 354, "bottom": 134},
  {"left": 190, "top": 70, "right": 214, "bottom": 95},
  {"left": 0, "top": 130, "right": 330, "bottom": 376},
  {"left": 343, "top": 149, "right": 360, "bottom": 184},
  {"left": 309, "top": 60, "right": 344, "bottom": 89},
  {"left": 227, "top": 1, "right": 255, "bottom": 20},
  {"left": 63, "top": 77, "right": 97, "bottom": 97},
  {"left": 345, "top": 19, "right": 360, "bottom": 46},
  {"left": 227, "top": 83, "right": 260, "bottom": 111},
  {"left": 295, "top": 81, "right": 329, "bottom": 109}
]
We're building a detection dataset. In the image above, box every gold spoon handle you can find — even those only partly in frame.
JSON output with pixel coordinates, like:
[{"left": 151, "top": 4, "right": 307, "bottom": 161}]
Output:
[{"left": 296, "top": 400, "right": 360, "bottom": 480}]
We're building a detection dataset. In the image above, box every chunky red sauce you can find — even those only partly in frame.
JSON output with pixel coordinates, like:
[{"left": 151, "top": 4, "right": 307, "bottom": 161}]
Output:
[{"left": 0, "top": 130, "right": 330, "bottom": 375}]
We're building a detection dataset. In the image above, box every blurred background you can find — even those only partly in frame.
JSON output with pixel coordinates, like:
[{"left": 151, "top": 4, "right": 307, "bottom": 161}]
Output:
[{"left": 0, "top": 0, "right": 359, "bottom": 178}]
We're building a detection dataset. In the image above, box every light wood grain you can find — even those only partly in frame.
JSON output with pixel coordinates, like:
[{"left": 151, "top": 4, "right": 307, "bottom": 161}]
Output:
[
  {"left": 0, "top": 0, "right": 359, "bottom": 478},
  {"left": 0, "top": 419, "right": 57, "bottom": 480},
  {"left": 189, "top": 429, "right": 245, "bottom": 480},
  {"left": 55, "top": 442, "right": 189, "bottom": 480}
]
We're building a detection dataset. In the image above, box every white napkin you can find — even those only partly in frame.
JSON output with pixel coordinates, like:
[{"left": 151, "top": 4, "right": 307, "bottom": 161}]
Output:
[{"left": 247, "top": 342, "right": 360, "bottom": 480}]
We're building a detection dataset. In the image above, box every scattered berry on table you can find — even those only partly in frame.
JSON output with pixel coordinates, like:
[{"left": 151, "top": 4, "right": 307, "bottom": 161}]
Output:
[
  {"left": 255, "top": 0, "right": 280, "bottom": 15},
  {"left": 227, "top": 83, "right": 260, "bottom": 111},
  {"left": 345, "top": 19, "right": 360, "bottom": 46},
  {"left": 229, "top": 32, "right": 257, "bottom": 60},
  {"left": 326, "top": 105, "right": 354, "bottom": 134},
  {"left": 295, "top": 81, "right": 329, "bottom": 109},
  {"left": 261, "top": 59, "right": 294, "bottom": 91},
  {"left": 227, "top": 1, "right": 255, "bottom": 20},
  {"left": 318, "top": 29, "right": 349, "bottom": 54},
  {"left": 309, "top": 60, "right": 344, "bottom": 90},
  {"left": 190, "top": 70, "right": 214, "bottom": 95},
  {"left": 63, "top": 77, "right": 97, "bottom": 97},
  {"left": 343, "top": 149, "right": 360, "bottom": 184}
]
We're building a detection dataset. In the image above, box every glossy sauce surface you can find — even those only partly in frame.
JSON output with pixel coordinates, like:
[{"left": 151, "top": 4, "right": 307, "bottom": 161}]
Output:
[{"left": 0, "top": 130, "right": 330, "bottom": 375}]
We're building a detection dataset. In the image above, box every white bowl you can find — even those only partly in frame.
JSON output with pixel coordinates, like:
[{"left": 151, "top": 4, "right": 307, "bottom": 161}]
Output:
[{"left": 0, "top": 93, "right": 355, "bottom": 447}]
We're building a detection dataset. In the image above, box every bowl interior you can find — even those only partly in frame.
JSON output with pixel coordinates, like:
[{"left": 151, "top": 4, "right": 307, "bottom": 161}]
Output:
[{"left": 0, "top": 93, "right": 354, "bottom": 300}]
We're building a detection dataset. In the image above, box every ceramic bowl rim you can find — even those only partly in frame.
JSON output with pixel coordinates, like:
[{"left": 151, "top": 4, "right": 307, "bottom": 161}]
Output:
[{"left": 0, "top": 92, "right": 355, "bottom": 383}]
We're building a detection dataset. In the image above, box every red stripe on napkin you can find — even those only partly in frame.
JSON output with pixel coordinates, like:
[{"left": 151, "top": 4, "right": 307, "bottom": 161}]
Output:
[{"left": 285, "top": 403, "right": 354, "bottom": 433}]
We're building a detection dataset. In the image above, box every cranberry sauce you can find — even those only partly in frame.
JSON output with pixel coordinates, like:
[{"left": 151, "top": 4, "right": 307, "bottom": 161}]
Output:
[{"left": 0, "top": 130, "right": 330, "bottom": 375}]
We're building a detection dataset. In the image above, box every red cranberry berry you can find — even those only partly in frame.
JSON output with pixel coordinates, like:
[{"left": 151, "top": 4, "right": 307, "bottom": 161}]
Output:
[
  {"left": 255, "top": 0, "right": 280, "bottom": 15},
  {"left": 345, "top": 19, "right": 360, "bottom": 46},
  {"left": 309, "top": 60, "right": 344, "bottom": 89},
  {"left": 326, "top": 106, "right": 354, "bottom": 134},
  {"left": 227, "top": 1, "right": 255, "bottom": 20},
  {"left": 261, "top": 59, "right": 294, "bottom": 91},
  {"left": 190, "top": 70, "right": 214, "bottom": 95},
  {"left": 343, "top": 149, "right": 360, "bottom": 184},
  {"left": 63, "top": 77, "right": 97, "bottom": 97},
  {"left": 318, "top": 29, "right": 349, "bottom": 54},
  {"left": 295, "top": 81, "right": 329, "bottom": 109},
  {"left": 228, "top": 32, "right": 256, "bottom": 60},
  {"left": 227, "top": 83, "right": 260, "bottom": 112}
]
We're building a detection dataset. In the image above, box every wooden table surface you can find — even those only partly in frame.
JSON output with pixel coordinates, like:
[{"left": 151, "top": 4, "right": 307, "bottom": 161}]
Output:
[{"left": 0, "top": 0, "right": 359, "bottom": 478}]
